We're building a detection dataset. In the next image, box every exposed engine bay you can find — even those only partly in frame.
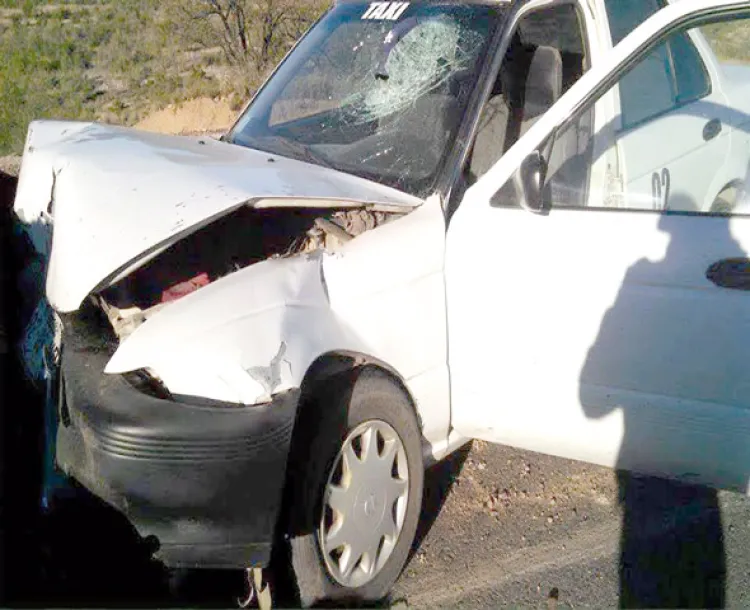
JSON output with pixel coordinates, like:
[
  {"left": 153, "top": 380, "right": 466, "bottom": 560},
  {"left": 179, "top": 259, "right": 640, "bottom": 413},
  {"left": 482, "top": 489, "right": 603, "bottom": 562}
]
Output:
[{"left": 96, "top": 206, "right": 401, "bottom": 341}]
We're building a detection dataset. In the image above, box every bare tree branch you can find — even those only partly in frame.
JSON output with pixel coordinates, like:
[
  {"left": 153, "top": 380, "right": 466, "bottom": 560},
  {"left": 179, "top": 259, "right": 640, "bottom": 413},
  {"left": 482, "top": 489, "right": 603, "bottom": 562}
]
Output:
[{"left": 169, "top": 0, "right": 326, "bottom": 88}]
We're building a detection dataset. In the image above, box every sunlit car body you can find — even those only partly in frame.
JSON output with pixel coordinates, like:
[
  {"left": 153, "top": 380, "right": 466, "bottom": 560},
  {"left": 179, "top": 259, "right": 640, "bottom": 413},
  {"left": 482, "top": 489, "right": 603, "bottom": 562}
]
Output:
[{"left": 12, "top": 0, "right": 750, "bottom": 606}]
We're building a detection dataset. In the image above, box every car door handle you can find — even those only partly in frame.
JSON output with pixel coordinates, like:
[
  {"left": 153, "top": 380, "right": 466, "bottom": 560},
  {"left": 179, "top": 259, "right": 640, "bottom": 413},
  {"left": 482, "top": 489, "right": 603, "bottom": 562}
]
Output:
[
  {"left": 706, "top": 258, "right": 750, "bottom": 290},
  {"left": 703, "top": 118, "right": 722, "bottom": 141}
]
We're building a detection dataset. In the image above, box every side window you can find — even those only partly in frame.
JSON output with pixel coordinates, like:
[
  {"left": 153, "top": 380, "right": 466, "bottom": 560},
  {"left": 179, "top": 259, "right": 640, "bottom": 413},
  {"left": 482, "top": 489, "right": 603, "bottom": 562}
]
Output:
[
  {"left": 671, "top": 32, "right": 711, "bottom": 104},
  {"left": 620, "top": 33, "right": 711, "bottom": 130},
  {"left": 605, "top": 0, "right": 711, "bottom": 130},
  {"left": 464, "top": 3, "right": 589, "bottom": 185},
  {"left": 494, "top": 13, "right": 750, "bottom": 216},
  {"left": 618, "top": 43, "right": 673, "bottom": 128},
  {"left": 604, "top": 0, "right": 663, "bottom": 46}
]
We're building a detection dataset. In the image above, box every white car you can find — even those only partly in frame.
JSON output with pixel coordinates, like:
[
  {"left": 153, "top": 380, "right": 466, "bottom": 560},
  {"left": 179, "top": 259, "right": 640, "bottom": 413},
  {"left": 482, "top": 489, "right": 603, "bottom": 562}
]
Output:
[{"left": 12, "top": 0, "right": 750, "bottom": 606}]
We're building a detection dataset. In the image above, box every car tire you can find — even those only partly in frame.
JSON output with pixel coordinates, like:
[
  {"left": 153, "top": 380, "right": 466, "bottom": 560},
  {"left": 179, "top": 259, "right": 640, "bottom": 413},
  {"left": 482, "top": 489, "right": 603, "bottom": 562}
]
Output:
[{"left": 284, "top": 367, "right": 424, "bottom": 608}]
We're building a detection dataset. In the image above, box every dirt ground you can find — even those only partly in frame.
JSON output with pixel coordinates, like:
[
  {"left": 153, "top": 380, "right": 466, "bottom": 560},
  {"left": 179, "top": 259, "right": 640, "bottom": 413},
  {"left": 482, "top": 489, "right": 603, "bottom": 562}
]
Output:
[
  {"left": 391, "top": 441, "right": 619, "bottom": 608},
  {"left": 0, "top": 157, "right": 20, "bottom": 179},
  {"left": 134, "top": 97, "right": 238, "bottom": 135}
]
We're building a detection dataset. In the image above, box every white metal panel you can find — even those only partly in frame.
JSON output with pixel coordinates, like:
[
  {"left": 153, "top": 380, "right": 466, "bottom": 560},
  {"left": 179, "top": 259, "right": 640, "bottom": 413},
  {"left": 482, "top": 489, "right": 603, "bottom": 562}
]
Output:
[
  {"left": 13, "top": 121, "right": 420, "bottom": 313},
  {"left": 104, "top": 196, "right": 453, "bottom": 449},
  {"left": 446, "top": 0, "right": 750, "bottom": 492}
]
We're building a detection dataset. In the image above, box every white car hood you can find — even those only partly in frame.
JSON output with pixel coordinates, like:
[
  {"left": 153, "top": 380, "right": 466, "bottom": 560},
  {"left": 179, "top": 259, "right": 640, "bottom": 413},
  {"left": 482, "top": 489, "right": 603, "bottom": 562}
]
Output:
[{"left": 13, "top": 120, "right": 421, "bottom": 312}]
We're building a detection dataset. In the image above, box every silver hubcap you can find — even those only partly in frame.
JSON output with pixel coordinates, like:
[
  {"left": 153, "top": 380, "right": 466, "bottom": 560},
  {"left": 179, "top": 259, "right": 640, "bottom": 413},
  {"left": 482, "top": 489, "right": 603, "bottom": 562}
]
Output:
[{"left": 319, "top": 420, "right": 410, "bottom": 588}]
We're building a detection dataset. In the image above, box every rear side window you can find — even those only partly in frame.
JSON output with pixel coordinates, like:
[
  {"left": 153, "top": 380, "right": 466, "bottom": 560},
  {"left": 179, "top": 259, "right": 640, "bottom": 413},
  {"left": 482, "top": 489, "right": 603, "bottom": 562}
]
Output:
[
  {"left": 620, "top": 32, "right": 711, "bottom": 130},
  {"left": 671, "top": 31, "right": 712, "bottom": 104},
  {"left": 618, "top": 42, "right": 673, "bottom": 128},
  {"left": 605, "top": 0, "right": 711, "bottom": 130},
  {"left": 613, "top": 30, "right": 710, "bottom": 128},
  {"left": 604, "top": 0, "right": 663, "bottom": 45}
]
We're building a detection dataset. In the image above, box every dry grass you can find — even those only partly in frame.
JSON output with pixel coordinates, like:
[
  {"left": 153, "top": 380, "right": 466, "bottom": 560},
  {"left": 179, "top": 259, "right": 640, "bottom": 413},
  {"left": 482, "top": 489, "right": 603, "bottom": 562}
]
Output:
[
  {"left": 134, "top": 97, "right": 237, "bottom": 135},
  {"left": 701, "top": 21, "right": 750, "bottom": 64}
]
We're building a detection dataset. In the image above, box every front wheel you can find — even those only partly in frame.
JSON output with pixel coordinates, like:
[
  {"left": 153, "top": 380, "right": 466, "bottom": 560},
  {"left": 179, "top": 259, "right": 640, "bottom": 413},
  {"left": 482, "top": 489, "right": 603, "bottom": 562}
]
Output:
[{"left": 285, "top": 368, "right": 424, "bottom": 607}]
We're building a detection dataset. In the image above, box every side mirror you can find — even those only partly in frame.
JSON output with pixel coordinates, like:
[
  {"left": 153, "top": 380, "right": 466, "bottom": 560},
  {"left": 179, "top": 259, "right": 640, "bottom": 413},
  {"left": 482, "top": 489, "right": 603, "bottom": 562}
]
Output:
[{"left": 518, "top": 151, "right": 549, "bottom": 214}]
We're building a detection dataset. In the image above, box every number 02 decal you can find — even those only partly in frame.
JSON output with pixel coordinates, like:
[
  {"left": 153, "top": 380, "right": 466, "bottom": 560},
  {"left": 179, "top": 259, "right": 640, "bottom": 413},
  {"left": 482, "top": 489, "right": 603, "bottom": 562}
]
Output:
[{"left": 651, "top": 168, "right": 671, "bottom": 210}]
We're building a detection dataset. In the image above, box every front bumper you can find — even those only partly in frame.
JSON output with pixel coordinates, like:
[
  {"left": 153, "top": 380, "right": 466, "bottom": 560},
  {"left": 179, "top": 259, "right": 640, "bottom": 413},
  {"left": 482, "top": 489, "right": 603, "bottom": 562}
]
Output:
[{"left": 55, "top": 318, "right": 299, "bottom": 569}]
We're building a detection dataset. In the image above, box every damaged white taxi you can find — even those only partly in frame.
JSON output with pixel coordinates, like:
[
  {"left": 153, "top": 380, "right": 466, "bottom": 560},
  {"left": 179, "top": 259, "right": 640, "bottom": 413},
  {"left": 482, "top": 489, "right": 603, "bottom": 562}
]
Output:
[{"left": 13, "top": 0, "right": 750, "bottom": 606}]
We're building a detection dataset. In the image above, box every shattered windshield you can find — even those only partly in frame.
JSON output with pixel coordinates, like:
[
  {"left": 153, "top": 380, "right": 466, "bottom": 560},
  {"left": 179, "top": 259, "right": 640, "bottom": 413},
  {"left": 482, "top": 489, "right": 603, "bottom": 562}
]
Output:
[{"left": 228, "top": 2, "right": 503, "bottom": 198}]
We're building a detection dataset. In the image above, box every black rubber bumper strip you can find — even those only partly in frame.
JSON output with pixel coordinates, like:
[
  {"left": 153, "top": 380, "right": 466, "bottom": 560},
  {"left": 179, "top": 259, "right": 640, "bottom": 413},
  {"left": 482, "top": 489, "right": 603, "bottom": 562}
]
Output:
[{"left": 56, "top": 336, "right": 300, "bottom": 569}]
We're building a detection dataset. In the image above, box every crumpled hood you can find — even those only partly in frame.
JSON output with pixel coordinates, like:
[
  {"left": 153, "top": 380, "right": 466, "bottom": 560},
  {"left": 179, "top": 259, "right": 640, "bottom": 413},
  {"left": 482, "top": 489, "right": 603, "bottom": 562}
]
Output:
[{"left": 14, "top": 120, "right": 421, "bottom": 313}]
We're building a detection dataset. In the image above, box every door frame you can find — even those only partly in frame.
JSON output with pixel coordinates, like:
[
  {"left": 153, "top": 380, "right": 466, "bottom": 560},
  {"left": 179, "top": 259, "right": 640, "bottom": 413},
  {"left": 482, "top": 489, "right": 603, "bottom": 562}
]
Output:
[
  {"left": 438, "top": 0, "right": 597, "bottom": 210},
  {"left": 449, "top": 0, "right": 750, "bottom": 218},
  {"left": 444, "top": 0, "right": 750, "bottom": 490}
]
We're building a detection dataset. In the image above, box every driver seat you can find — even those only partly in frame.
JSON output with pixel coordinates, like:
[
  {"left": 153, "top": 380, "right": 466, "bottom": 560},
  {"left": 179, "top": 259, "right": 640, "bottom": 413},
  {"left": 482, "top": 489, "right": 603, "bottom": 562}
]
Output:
[{"left": 520, "top": 45, "right": 564, "bottom": 136}]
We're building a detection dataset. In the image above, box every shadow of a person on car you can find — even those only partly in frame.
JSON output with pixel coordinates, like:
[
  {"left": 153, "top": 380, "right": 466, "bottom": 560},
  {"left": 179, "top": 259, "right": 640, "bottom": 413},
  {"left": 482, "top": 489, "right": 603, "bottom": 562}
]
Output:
[{"left": 580, "top": 195, "right": 750, "bottom": 608}]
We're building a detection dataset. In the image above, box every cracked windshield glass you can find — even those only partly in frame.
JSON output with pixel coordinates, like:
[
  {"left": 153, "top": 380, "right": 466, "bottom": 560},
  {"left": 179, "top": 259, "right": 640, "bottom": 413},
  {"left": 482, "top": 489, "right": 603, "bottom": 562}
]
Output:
[{"left": 229, "top": 2, "right": 503, "bottom": 197}]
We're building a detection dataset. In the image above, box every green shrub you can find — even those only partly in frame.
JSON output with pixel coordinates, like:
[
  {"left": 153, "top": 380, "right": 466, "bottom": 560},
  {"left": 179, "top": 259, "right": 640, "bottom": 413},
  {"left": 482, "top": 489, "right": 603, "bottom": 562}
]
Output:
[
  {"left": 0, "top": 0, "right": 330, "bottom": 155},
  {"left": 0, "top": 11, "right": 98, "bottom": 154}
]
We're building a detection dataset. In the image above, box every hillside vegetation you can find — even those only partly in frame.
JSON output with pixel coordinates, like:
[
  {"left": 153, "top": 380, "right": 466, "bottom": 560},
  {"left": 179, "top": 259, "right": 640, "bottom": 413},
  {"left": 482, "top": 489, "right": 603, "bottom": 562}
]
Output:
[
  {"left": 1, "top": 2, "right": 747, "bottom": 157},
  {"left": 701, "top": 21, "right": 750, "bottom": 63},
  {"left": 0, "top": 0, "right": 328, "bottom": 155}
]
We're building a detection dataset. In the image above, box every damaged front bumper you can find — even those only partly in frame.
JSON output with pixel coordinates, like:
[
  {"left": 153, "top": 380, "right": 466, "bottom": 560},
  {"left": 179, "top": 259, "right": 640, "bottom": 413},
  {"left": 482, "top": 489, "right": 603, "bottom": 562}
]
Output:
[{"left": 55, "top": 314, "right": 299, "bottom": 569}]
